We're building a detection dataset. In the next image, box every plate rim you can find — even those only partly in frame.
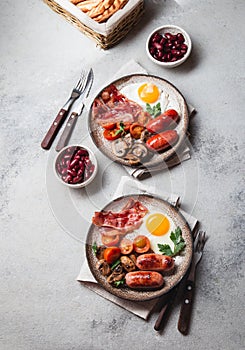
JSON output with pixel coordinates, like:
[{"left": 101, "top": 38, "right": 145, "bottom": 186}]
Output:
[
  {"left": 85, "top": 193, "right": 193, "bottom": 302},
  {"left": 88, "top": 73, "right": 189, "bottom": 168}
]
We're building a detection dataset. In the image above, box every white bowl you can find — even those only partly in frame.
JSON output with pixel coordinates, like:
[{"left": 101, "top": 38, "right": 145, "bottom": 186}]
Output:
[
  {"left": 146, "top": 25, "right": 192, "bottom": 68},
  {"left": 54, "top": 144, "right": 98, "bottom": 188}
]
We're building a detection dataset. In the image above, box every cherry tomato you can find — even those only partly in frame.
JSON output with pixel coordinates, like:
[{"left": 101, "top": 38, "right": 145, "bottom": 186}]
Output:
[
  {"left": 102, "top": 123, "right": 116, "bottom": 130},
  {"left": 130, "top": 123, "right": 145, "bottom": 139},
  {"left": 119, "top": 238, "right": 134, "bottom": 255},
  {"left": 103, "top": 128, "right": 122, "bottom": 141},
  {"left": 103, "top": 247, "right": 121, "bottom": 264},
  {"left": 101, "top": 234, "right": 120, "bottom": 247},
  {"left": 162, "top": 109, "right": 179, "bottom": 117},
  {"left": 133, "top": 235, "right": 150, "bottom": 254}
]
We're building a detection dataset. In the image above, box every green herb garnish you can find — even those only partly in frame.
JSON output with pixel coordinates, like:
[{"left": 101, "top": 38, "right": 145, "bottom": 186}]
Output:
[
  {"left": 92, "top": 242, "right": 98, "bottom": 255},
  {"left": 158, "top": 227, "right": 186, "bottom": 257},
  {"left": 114, "top": 279, "right": 125, "bottom": 287},
  {"left": 146, "top": 102, "right": 161, "bottom": 118},
  {"left": 115, "top": 121, "right": 125, "bottom": 135},
  {"left": 111, "top": 259, "right": 121, "bottom": 270}
]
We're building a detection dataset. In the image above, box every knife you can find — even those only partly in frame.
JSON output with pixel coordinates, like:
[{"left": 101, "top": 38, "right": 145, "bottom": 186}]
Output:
[{"left": 55, "top": 69, "right": 94, "bottom": 152}]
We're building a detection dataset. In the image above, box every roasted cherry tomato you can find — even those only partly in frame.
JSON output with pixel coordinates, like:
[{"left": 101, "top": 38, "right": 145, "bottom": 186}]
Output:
[
  {"left": 130, "top": 123, "right": 145, "bottom": 139},
  {"left": 162, "top": 109, "right": 179, "bottom": 117},
  {"left": 119, "top": 238, "right": 134, "bottom": 255},
  {"left": 103, "top": 247, "right": 121, "bottom": 264},
  {"left": 133, "top": 235, "right": 151, "bottom": 254},
  {"left": 102, "top": 123, "right": 116, "bottom": 130},
  {"left": 101, "top": 234, "right": 120, "bottom": 247},
  {"left": 103, "top": 128, "right": 122, "bottom": 141}
]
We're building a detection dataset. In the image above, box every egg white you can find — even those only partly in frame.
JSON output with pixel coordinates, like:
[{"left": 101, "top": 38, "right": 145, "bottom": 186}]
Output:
[
  {"left": 140, "top": 210, "right": 176, "bottom": 254},
  {"left": 120, "top": 83, "right": 169, "bottom": 112}
]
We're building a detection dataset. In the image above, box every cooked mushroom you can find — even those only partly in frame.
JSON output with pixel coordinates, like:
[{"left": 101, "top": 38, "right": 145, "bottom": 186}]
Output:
[
  {"left": 129, "top": 254, "right": 137, "bottom": 264},
  {"left": 106, "top": 264, "right": 125, "bottom": 284},
  {"left": 107, "top": 272, "right": 125, "bottom": 284},
  {"left": 95, "top": 246, "right": 106, "bottom": 260},
  {"left": 96, "top": 259, "right": 111, "bottom": 276},
  {"left": 120, "top": 255, "right": 136, "bottom": 272},
  {"left": 124, "top": 133, "right": 133, "bottom": 149},
  {"left": 111, "top": 138, "right": 128, "bottom": 158},
  {"left": 131, "top": 143, "right": 149, "bottom": 160},
  {"left": 124, "top": 153, "right": 141, "bottom": 166}
]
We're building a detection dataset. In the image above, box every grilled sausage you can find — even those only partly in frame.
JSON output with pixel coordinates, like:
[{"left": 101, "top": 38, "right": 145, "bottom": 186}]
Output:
[
  {"left": 125, "top": 271, "right": 164, "bottom": 289},
  {"left": 146, "top": 130, "right": 179, "bottom": 152},
  {"left": 136, "top": 254, "right": 174, "bottom": 272},
  {"left": 146, "top": 111, "right": 179, "bottom": 134}
]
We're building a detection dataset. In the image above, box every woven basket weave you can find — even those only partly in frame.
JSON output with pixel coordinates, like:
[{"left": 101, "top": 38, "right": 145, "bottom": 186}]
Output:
[{"left": 43, "top": 0, "right": 144, "bottom": 49}]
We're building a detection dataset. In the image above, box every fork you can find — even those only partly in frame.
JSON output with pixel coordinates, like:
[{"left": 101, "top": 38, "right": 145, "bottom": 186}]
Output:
[
  {"left": 41, "top": 69, "right": 87, "bottom": 150},
  {"left": 177, "top": 230, "right": 206, "bottom": 335}
]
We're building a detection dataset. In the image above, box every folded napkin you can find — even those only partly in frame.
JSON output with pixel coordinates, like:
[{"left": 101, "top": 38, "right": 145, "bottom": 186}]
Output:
[
  {"left": 77, "top": 176, "right": 198, "bottom": 320},
  {"left": 85, "top": 59, "right": 195, "bottom": 180}
]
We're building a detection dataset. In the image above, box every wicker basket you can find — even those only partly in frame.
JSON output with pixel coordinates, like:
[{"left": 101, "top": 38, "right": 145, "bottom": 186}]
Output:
[{"left": 43, "top": 0, "right": 144, "bottom": 49}]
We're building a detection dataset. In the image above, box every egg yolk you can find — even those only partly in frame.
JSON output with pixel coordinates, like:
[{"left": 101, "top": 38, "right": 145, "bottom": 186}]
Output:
[
  {"left": 146, "top": 213, "right": 170, "bottom": 236},
  {"left": 138, "top": 83, "right": 160, "bottom": 103}
]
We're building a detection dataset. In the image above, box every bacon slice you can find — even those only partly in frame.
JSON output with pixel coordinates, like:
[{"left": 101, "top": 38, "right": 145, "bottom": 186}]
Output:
[
  {"left": 92, "top": 84, "right": 151, "bottom": 126},
  {"left": 92, "top": 198, "right": 148, "bottom": 235}
]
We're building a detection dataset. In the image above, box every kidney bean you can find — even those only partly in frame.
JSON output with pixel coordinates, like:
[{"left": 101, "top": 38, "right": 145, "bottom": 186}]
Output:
[
  {"left": 73, "top": 176, "right": 82, "bottom": 184},
  {"left": 177, "top": 33, "right": 185, "bottom": 42},
  {"left": 181, "top": 44, "right": 188, "bottom": 51},
  {"left": 61, "top": 168, "right": 67, "bottom": 175},
  {"left": 70, "top": 158, "right": 79, "bottom": 168},
  {"left": 153, "top": 42, "right": 162, "bottom": 50},
  {"left": 67, "top": 169, "right": 77, "bottom": 177}
]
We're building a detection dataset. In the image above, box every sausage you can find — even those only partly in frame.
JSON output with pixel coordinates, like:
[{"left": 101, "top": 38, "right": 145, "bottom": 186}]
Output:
[
  {"left": 125, "top": 271, "right": 164, "bottom": 289},
  {"left": 136, "top": 254, "right": 175, "bottom": 272},
  {"left": 146, "top": 130, "right": 179, "bottom": 152},
  {"left": 146, "top": 112, "right": 179, "bottom": 134}
]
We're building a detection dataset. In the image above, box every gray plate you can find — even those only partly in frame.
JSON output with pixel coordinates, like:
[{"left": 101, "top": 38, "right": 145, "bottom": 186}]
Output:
[
  {"left": 88, "top": 74, "right": 189, "bottom": 168},
  {"left": 86, "top": 194, "right": 193, "bottom": 301}
]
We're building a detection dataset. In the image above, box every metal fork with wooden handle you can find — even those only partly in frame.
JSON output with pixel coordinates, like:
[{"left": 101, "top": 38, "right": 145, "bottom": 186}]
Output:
[
  {"left": 177, "top": 230, "right": 206, "bottom": 335},
  {"left": 41, "top": 69, "right": 87, "bottom": 150},
  {"left": 55, "top": 68, "right": 94, "bottom": 152}
]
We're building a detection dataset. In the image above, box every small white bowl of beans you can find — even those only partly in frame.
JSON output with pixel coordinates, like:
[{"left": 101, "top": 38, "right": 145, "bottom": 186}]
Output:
[
  {"left": 54, "top": 145, "right": 98, "bottom": 188},
  {"left": 146, "top": 25, "right": 192, "bottom": 68}
]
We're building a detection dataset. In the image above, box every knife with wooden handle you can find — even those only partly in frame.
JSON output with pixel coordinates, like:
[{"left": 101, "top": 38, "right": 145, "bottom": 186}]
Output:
[{"left": 55, "top": 69, "right": 94, "bottom": 152}]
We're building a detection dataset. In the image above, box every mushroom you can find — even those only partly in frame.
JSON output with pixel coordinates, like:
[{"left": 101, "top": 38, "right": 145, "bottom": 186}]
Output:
[
  {"left": 95, "top": 246, "right": 106, "bottom": 260},
  {"left": 120, "top": 256, "right": 136, "bottom": 272},
  {"left": 129, "top": 254, "right": 137, "bottom": 265},
  {"left": 96, "top": 259, "right": 111, "bottom": 276},
  {"left": 124, "top": 153, "right": 141, "bottom": 166},
  {"left": 106, "top": 264, "right": 125, "bottom": 284},
  {"left": 111, "top": 138, "right": 128, "bottom": 158},
  {"left": 131, "top": 142, "right": 149, "bottom": 160},
  {"left": 124, "top": 133, "right": 133, "bottom": 149}
]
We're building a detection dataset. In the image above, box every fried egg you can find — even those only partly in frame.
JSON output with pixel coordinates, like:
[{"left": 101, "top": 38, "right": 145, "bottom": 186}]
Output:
[
  {"left": 120, "top": 82, "right": 169, "bottom": 112},
  {"left": 141, "top": 211, "right": 176, "bottom": 254}
]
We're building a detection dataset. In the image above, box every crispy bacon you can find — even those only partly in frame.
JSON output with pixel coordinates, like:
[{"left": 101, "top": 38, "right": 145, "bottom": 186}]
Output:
[
  {"left": 92, "top": 198, "right": 148, "bottom": 235},
  {"left": 92, "top": 84, "right": 151, "bottom": 126}
]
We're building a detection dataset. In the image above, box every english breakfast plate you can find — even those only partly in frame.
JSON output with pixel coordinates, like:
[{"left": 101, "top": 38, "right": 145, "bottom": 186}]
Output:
[
  {"left": 86, "top": 194, "right": 193, "bottom": 301},
  {"left": 88, "top": 74, "right": 189, "bottom": 168}
]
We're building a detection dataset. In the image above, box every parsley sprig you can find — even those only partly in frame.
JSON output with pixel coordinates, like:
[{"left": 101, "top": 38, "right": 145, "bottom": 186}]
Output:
[
  {"left": 92, "top": 242, "right": 98, "bottom": 255},
  {"left": 114, "top": 279, "right": 125, "bottom": 287},
  {"left": 158, "top": 227, "right": 186, "bottom": 257},
  {"left": 146, "top": 102, "right": 161, "bottom": 118},
  {"left": 115, "top": 121, "right": 125, "bottom": 136}
]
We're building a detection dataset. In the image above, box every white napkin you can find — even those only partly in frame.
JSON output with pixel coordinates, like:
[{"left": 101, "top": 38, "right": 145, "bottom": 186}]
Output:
[
  {"left": 77, "top": 176, "right": 198, "bottom": 320},
  {"left": 86, "top": 59, "right": 195, "bottom": 179}
]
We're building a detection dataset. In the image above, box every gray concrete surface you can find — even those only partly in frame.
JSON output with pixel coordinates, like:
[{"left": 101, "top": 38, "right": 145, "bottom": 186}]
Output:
[{"left": 1, "top": 0, "right": 244, "bottom": 349}]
